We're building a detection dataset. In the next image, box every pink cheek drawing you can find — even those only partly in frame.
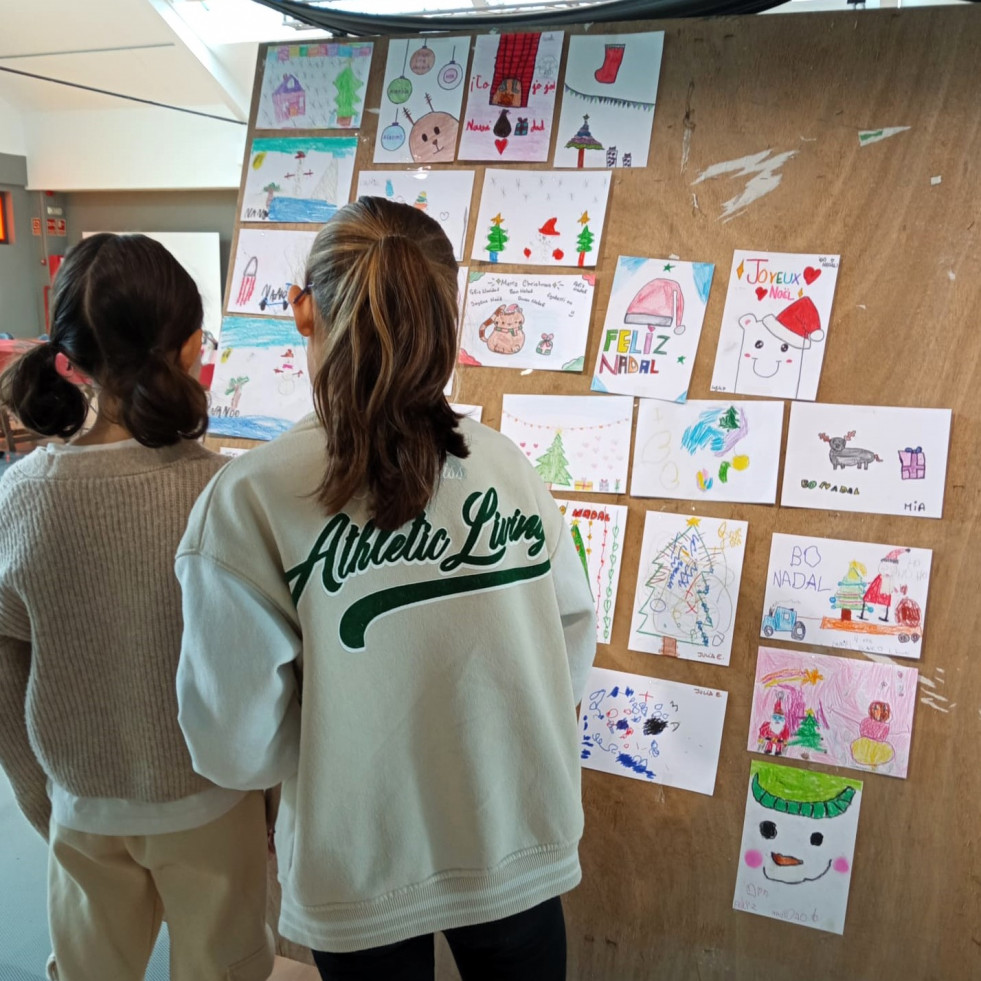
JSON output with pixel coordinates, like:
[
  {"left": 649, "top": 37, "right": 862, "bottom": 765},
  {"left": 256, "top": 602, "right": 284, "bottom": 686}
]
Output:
[
  {"left": 833, "top": 857, "right": 850, "bottom": 874},
  {"left": 744, "top": 849, "right": 764, "bottom": 869}
]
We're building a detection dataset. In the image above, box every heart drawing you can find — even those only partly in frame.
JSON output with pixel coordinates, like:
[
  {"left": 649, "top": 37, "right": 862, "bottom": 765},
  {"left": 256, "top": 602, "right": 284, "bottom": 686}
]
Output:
[
  {"left": 803, "top": 266, "right": 821, "bottom": 285},
  {"left": 494, "top": 139, "right": 508, "bottom": 155},
  {"left": 755, "top": 287, "right": 768, "bottom": 301}
]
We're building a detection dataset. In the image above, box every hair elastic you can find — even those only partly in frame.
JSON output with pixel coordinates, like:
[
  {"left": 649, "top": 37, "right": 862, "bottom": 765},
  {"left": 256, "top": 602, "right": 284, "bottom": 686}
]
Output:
[{"left": 53, "top": 351, "right": 93, "bottom": 387}]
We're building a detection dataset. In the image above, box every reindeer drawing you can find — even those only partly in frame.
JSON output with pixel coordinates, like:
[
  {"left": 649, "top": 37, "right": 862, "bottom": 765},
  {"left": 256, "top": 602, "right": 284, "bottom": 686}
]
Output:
[{"left": 818, "top": 431, "right": 883, "bottom": 471}]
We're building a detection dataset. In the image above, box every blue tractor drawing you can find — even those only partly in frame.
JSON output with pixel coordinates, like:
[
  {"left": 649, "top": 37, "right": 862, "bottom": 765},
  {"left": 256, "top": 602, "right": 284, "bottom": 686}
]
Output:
[{"left": 762, "top": 605, "right": 806, "bottom": 641}]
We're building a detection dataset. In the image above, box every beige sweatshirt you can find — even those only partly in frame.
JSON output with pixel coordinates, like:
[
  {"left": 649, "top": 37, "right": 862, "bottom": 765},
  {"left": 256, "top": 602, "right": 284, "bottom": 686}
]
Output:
[{"left": 0, "top": 439, "right": 224, "bottom": 835}]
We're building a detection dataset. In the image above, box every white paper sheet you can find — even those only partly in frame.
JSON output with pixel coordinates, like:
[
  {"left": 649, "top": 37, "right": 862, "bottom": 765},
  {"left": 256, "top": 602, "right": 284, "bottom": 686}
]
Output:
[
  {"left": 227, "top": 229, "right": 317, "bottom": 318},
  {"left": 580, "top": 666, "right": 727, "bottom": 796}
]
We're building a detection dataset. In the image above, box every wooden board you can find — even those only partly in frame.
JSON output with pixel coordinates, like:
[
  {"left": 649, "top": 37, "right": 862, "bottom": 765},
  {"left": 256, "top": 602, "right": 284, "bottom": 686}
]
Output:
[{"left": 212, "top": 8, "right": 981, "bottom": 978}]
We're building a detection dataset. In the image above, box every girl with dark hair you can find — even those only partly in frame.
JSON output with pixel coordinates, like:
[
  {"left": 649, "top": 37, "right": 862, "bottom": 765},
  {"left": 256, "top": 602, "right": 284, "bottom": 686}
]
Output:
[
  {"left": 176, "top": 198, "right": 596, "bottom": 980},
  {"left": 0, "top": 233, "right": 273, "bottom": 981}
]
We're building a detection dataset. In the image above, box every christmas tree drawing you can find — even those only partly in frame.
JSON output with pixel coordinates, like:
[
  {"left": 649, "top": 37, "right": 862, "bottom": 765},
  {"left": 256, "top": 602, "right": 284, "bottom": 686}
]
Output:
[
  {"left": 333, "top": 62, "right": 363, "bottom": 126},
  {"left": 565, "top": 114, "right": 603, "bottom": 168},
  {"left": 485, "top": 212, "right": 508, "bottom": 263},
  {"left": 535, "top": 431, "right": 572, "bottom": 488},
  {"left": 719, "top": 405, "right": 740, "bottom": 430},
  {"left": 575, "top": 211, "right": 595, "bottom": 268},
  {"left": 790, "top": 709, "right": 825, "bottom": 752}
]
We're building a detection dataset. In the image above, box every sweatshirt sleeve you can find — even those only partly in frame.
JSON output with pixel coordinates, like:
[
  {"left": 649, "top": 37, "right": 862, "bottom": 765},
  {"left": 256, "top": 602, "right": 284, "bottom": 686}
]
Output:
[
  {"left": 548, "top": 518, "right": 597, "bottom": 705},
  {"left": 175, "top": 554, "right": 301, "bottom": 791}
]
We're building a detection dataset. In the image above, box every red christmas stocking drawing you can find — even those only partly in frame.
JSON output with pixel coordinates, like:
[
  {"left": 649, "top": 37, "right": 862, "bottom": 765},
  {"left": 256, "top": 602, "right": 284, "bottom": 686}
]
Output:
[{"left": 594, "top": 44, "right": 625, "bottom": 85}]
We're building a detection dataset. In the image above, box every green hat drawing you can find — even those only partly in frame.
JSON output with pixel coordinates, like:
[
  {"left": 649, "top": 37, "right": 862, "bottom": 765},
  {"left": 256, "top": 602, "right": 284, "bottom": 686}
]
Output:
[{"left": 751, "top": 762, "right": 861, "bottom": 820}]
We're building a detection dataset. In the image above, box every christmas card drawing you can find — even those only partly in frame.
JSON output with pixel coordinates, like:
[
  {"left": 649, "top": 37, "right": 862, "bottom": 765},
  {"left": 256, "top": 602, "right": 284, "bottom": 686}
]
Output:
[
  {"left": 761, "top": 533, "right": 932, "bottom": 659},
  {"left": 257, "top": 41, "right": 374, "bottom": 130},
  {"left": 781, "top": 402, "right": 952, "bottom": 519},
  {"left": 628, "top": 512, "right": 748, "bottom": 666},
  {"left": 591, "top": 256, "right": 714, "bottom": 401},
  {"left": 373, "top": 36, "right": 469, "bottom": 164},
  {"left": 459, "top": 271, "right": 595, "bottom": 372},
  {"left": 553, "top": 31, "right": 664, "bottom": 169},
  {"left": 208, "top": 316, "right": 312, "bottom": 441},
  {"left": 554, "top": 499, "right": 628, "bottom": 645},
  {"left": 241, "top": 137, "right": 357, "bottom": 223},
  {"left": 710, "top": 251, "right": 841, "bottom": 400},
  {"left": 733, "top": 760, "right": 863, "bottom": 935},
  {"left": 457, "top": 31, "right": 564, "bottom": 162},
  {"left": 631, "top": 399, "right": 783, "bottom": 504},
  {"left": 499, "top": 394, "right": 633, "bottom": 494},
  {"left": 472, "top": 169, "right": 612, "bottom": 267},
  {"left": 748, "top": 647, "right": 918, "bottom": 779},
  {"left": 581, "top": 666, "right": 727, "bottom": 796},
  {"left": 227, "top": 229, "right": 317, "bottom": 318},
  {"left": 356, "top": 169, "right": 475, "bottom": 261}
]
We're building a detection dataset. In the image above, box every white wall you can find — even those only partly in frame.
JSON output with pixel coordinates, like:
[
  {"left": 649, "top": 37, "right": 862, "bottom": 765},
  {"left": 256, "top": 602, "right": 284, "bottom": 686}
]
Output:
[
  {"left": 24, "top": 105, "right": 246, "bottom": 191},
  {"left": 0, "top": 95, "right": 27, "bottom": 157}
]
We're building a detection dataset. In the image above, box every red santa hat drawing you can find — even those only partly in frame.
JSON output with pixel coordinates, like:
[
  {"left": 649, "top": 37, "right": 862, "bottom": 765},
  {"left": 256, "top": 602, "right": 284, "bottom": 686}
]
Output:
[
  {"left": 761, "top": 296, "right": 824, "bottom": 349},
  {"left": 881, "top": 548, "right": 910, "bottom": 564},
  {"left": 538, "top": 217, "right": 560, "bottom": 236}
]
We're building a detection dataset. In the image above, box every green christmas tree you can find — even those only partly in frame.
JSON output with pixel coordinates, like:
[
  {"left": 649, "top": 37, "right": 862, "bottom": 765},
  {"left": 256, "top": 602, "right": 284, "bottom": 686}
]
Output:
[
  {"left": 535, "top": 431, "right": 572, "bottom": 488},
  {"left": 485, "top": 213, "right": 508, "bottom": 263},
  {"left": 333, "top": 62, "right": 363, "bottom": 123},
  {"left": 719, "top": 406, "right": 740, "bottom": 430},
  {"left": 575, "top": 222, "right": 595, "bottom": 269},
  {"left": 790, "top": 710, "right": 825, "bottom": 751}
]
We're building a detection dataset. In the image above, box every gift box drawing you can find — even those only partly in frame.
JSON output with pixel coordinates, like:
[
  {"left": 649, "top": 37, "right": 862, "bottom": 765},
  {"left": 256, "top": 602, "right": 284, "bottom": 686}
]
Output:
[{"left": 899, "top": 446, "right": 926, "bottom": 480}]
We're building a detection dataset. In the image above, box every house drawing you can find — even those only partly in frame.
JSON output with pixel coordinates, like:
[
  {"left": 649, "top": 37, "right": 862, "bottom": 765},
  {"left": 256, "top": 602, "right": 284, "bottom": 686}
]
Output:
[{"left": 273, "top": 74, "right": 305, "bottom": 122}]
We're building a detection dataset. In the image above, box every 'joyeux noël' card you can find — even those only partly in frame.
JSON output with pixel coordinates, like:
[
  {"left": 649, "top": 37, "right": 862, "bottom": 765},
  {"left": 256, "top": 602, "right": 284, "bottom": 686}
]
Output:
[
  {"left": 457, "top": 31, "right": 564, "bottom": 162},
  {"left": 761, "top": 533, "right": 932, "bottom": 659},
  {"left": 554, "top": 500, "right": 628, "bottom": 645},
  {"left": 734, "top": 760, "right": 862, "bottom": 935},
  {"left": 552, "top": 31, "right": 664, "bottom": 170},
  {"left": 356, "top": 170, "right": 475, "bottom": 261},
  {"left": 373, "top": 36, "right": 469, "bottom": 164},
  {"left": 781, "top": 402, "right": 952, "bottom": 519},
  {"left": 591, "top": 256, "right": 714, "bottom": 402},
  {"left": 631, "top": 399, "right": 783, "bottom": 504},
  {"left": 459, "top": 271, "right": 594, "bottom": 372},
  {"left": 710, "top": 251, "right": 840, "bottom": 401},
  {"left": 581, "top": 666, "right": 727, "bottom": 796},
  {"left": 257, "top": 41, "right": 374, "bottom": 131},
  {"left": 472, "top": 169, "right": 611, "bottom": 268},
  {"left": 628, "top": 511, "right": 748, "bottom": 666},
  {"left": 499, "top": 394, "right": 633, "bottom": 494},
  {"left": 748, "top": 646, "right": 918, "bottom": 779}
]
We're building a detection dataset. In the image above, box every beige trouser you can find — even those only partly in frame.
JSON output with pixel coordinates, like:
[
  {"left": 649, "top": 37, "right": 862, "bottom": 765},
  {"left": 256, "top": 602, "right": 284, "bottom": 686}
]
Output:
[{"left": 47, "top": 790, "right": 274, "bottom": 981}]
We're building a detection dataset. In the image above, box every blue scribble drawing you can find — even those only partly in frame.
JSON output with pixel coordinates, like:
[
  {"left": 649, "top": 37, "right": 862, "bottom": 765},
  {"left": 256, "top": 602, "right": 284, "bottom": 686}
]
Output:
[{"left": 681, "top": 405, "right": 748, "bottom": 456}]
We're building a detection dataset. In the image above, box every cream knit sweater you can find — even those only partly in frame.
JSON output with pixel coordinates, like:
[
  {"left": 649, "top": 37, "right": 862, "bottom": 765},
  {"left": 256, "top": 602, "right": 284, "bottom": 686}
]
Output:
[{"left": 0, "top": 439, "right": 224, "bottom": 836}]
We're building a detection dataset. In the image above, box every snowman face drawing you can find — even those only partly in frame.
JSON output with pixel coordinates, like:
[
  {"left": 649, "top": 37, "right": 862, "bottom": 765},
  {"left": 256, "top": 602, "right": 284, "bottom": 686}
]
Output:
[
  {"left": 408, "top": 110, "right": 459, "bottom": 163},
  {"left": 735, "top": 313, "right": 804, "bottom": 398},
  {"left": 744, "top": 800, "right": 857, "bottom": 886}
]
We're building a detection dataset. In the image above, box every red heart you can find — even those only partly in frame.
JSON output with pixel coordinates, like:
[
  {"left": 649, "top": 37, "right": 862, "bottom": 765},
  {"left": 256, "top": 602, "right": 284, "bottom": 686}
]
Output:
[
  {"left": 523, "top": 247, "right": 532, "bottom": 258},
  {"left": 553, "top": 248, "right": 564, "bottom": 261},
  {"left": 494, "top": 138, "right": 508, "bottom": 155},
  {"left": 755, "top": 287, "right": 767, "bottom": 301},
  {"left": 520, "top": 442, "right": 526, "bottom": 447},
  {"left": 803, "top": 266, "right": 821, "bottom": 285}
]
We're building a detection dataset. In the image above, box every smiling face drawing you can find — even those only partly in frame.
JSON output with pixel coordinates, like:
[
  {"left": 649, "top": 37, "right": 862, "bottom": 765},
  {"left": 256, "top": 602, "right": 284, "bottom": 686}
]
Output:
[
  {"left": 736, "top": 313, "right": 804, "bottom": 395},
  {"left": 407, "top": 105, "right": 459, "bottom": 163}
]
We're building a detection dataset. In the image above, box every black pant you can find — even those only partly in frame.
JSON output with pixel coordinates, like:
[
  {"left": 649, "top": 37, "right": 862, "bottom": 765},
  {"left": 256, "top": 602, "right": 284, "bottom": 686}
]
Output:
[{"left": 311, "top": 896, "right": 567, "bottom": 981}]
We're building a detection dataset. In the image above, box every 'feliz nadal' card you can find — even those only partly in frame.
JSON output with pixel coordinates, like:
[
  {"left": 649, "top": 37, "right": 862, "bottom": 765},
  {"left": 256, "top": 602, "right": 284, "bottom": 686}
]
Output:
[
  {"left": 591, "top": 256, "right": 714, "bottom": 402},
  {"left": 710, "top": 251, "right": 840, "bottom": 401}
]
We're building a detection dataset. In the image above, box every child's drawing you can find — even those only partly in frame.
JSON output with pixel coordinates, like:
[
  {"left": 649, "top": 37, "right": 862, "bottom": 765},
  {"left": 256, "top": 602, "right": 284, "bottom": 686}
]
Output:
[
  {"left": 374, "top": 37, "right": 468, "bottom": 164},
  {"left": 208, "top": 316, "right": 312, "bottom": 441},
  {"left": 580, "top": 666, "right": 727, "bottom": 796},
  {"left": 733, "top": 760, "right": 863, "bottom": 935},
  {"left": 257, "top": 42, "right": 374, "bottom": 130},
  {"left": 628, "top": 512, "right": 748, "bottom": 666},
  {"left": 748, "top": 647, "right": 917, "bottom": 778},
  {"left": 227, "top": 229, "right": 317, "bottom": 318},
  {"left": 471, "top": 169, "right": 612, "bottom": 268},
  {"left": 458, "top": 31, "right": 564, "bottom": 162},
  {"left": 591, "top": 256, "right": 714, "bottom": 401},
  {"left": 499, "top": 394, "right": 632, "bottom": 494},
  {"left": 459, "top": 272, "right": 595, "bottom": 371},
  {"left": 781, "top": 402, "right": 952, "bottom": 518},
  {"left": 553, "top": 32, "right": 664, "bottom": 169},
  {"left": 631, "top": 399, "right": 783, "bottom": 504},
  {"left": 555, "top": 500, "right": 628, "bottom": 645},
  {"left": 710, "top": 251, "right": 840, "bottom": 400},
  {"left": 761, "top": 533, "right": 932, "bottom": 659},
  {"left": 241, "top": 137, "right": 357, "bottom": 223},
  {"left": 356, "top": 170, "right": 475, "bottom": 260}
]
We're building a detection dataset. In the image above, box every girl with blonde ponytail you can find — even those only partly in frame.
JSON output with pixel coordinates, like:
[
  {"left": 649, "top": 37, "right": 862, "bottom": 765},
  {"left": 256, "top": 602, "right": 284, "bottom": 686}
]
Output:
[{"left": 177, "top": 198, "right": 596, "bottom": 980}]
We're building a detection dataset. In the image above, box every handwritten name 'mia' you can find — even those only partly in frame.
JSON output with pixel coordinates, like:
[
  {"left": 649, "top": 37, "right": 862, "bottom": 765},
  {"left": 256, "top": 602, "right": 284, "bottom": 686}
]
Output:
[{"left": 286, "top": 487, "right": 546, "bottom": 604}]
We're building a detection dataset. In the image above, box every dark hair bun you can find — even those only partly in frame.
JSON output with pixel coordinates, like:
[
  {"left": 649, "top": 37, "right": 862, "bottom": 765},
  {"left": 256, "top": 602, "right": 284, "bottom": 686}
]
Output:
[
  {"left": 118, "top": 353, "right": 208, "bottom": 448},
  {"left": 0, "top": 344, "right": 89, "bottom": 439}
]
